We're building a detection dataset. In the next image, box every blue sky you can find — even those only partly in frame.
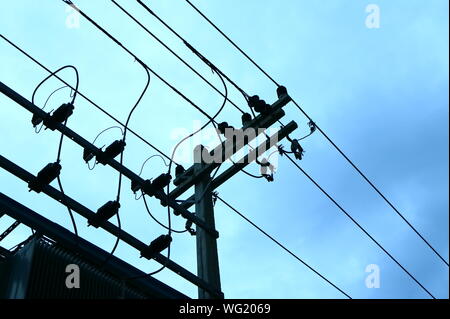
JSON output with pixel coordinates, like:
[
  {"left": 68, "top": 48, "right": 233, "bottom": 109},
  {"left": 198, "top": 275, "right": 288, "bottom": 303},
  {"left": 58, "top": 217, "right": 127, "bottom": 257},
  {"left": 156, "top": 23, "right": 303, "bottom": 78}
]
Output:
[{"left": 0, "top": 0, "right": 448, "bottom": 298}]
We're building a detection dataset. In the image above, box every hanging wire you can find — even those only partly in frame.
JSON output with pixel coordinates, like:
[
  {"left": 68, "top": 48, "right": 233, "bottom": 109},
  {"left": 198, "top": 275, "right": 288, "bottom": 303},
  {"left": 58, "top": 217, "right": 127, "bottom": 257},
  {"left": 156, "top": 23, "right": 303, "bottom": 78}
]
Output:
[
  {"left": 87, "top": 126, "right": 124, "bottom": 170},
  {"left": 281, "top": 151, "right": 436, "bottom": 299},
  {"left": 0, "top": 34, "right": 176, "bottom": 165},
  {"left": 31, "top": 64, "right": 80, "bottom": 242},
  {"left": 215, "top": 195, "right": 351, "bottom": 299},
  {"left": 181, "top": 0, "right": 449, "bottom": 267}
]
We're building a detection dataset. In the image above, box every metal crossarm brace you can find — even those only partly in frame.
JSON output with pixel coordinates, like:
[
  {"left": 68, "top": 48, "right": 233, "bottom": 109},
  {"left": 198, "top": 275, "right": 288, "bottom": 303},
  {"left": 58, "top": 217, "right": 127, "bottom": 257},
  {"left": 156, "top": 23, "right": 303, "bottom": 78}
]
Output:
[
  {"left": 0, "top": 220, "right": 20, "bottom": 242},
  {"left": 0, "top": 81, "right": 217, "bottom": 238},
  {"left": 0, "top": 154, "right": 223, "bottom": 298},
  {"left": 0, "top": 192, "right": 187, "bottom": 298},
  {"left": 180, "top": 121, "right": 298, "bottom": 209},
  {"left": 171, "top": 94, "right": 291, "bottom": 200}
]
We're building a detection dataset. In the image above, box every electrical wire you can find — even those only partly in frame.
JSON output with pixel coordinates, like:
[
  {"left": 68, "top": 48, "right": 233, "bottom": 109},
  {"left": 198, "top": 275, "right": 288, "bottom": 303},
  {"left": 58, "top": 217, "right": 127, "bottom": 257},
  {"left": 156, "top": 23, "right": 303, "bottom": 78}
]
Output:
[
  {"left": 165, "top": 69, "right": 228, "bottom": 238},
  {"left": 54, "top": 119, "right": 76, "bottom": 241},
  {"left": 32, "top": 65, "right": 79, "bottom": 106},
  {"left": 182, "top": 1, "right": 449, "bottom": 267},
  {"left": 292, "top": 99, "right": 449, "bottom": 267},
  {"left": 173, "top": 68, "right": 263, "bottom": 206},
  {"left": 32, "top": 66, "right": 78, "bottom": 155},
  {"left": 215, "top": 195, "right": 351, "bottom": 299},
  {"left": 134, "top": 154, "right": 169, "bottom": 200},
  {"left": 110, "top": 0, "right": 245, "bottom": 115},
  {"left": 282, "top": 153, "right": 436, "bottom": 299},
  {"left": 126, "top": 194, "right": 174, "bottom": 281},
  {"left": 166, "top": 69, "right": 227, "bottom": 173},
  {"left": 183, "top": 0, "right": 280, "bottom": 87},
  {"left": 1, "top": 33, "right": 288, "bottom": 181},
  {"left": 187, "top": 162, "right": 223, "bottom": 205},
  {"left": 32, "top": 64, "right": 81, "bottom": 241},
  {"left": 34, "top": 85, "right": 71, "bottom": 133},
  {"left": 137, "top": 0, "right": 310, "bottom": 148},
  {"left": 239, "top": 169, "right": 264, "bottom": 179},
  {"left": 145, "top": 245, "right": 170, "bottom": 277},
  {"left": 146, "top": 0, "right": 296, "bottom": 174},
  {"left": 0, "top": 34, "right": 176, "bottom": 165},
  {"left": 2, "top": 31, "right": 221, "bottom": 265},
  {"left": 142, "top": 195, "right": 186, "bottom": 233},
  {"left": 59, "top": 3, "right": 235, "bottom": 249},
  {"left": 87, "top": 126, "right": 124, "bottom": 170},
  {"left": 3, "top": 22, "right": 217, "bottom": 283},
  {"left": 125, "top": 245, "right": 171, "bottom": 281},
  {"left": 54, "top": 119, "right": 74, "bottom": 241},
  {"left": 98, "top": 211, "right": 122, "bottom": 270},
  {"left": 231, "top": 133, "right": 276, "bottom": 180},
  {"left": 56, "top": 175, "right": 79, "bottom": 239},
  {"left": 122, "top": 68, "right": 151, "bottom": 142},
  {"left": 136, "top": 0, "right": 252, "bottom": 112},
  {"left": 136, "top": 159, "right": 176, "bottom": 279},
  {"left": 92, "top": 126, "right": 124, "bottom": 145},
  {"left": 61, "top": 1, "right": 215, "bottom": 123},
  {"left": 138, "top": 154, "right": 169, "bottom": 176},
  {"left": 56, "top": 119, "right": 67, "bottom": 163},
  {"left": 110, "top": 58, "right": 150, "bottom": 268},
  {"left": 116, "top": 63, "right": 151, "bottom": 202}
]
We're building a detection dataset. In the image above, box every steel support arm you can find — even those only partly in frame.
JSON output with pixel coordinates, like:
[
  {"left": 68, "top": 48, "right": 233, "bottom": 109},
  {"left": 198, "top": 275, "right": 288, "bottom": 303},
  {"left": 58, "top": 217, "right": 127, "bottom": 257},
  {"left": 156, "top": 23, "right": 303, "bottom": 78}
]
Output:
[
  {"left": 0, "top": 81, "right": 217, "bottom": 238},
  {"left": 0, "top": 154, "right": 223, "bottom": 298},
  {"left": 180, "top": 121, "right": 298, "bottom": 209},
  {"left": 171, "top": 94, "right": 291, "bottom": 200},
  {"left": 0, "top": 192, "right": 189, "bottom": 299}
]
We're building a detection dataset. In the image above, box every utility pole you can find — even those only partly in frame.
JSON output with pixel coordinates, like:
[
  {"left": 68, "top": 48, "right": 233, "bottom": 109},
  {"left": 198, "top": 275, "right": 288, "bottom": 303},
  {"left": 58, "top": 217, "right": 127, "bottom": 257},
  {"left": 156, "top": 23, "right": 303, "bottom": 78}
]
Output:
[
  {"left": 0, "top": 79, "right": 297, "bottom": 299},
  {"left": 194, "top": 145, "right": 221, "bottom": 299},
  {"left": 170, "top": 92, "right": 297, "bottom": 299},
  {"left": 0, "top": 82, "right": 222, "bottom": 298}
]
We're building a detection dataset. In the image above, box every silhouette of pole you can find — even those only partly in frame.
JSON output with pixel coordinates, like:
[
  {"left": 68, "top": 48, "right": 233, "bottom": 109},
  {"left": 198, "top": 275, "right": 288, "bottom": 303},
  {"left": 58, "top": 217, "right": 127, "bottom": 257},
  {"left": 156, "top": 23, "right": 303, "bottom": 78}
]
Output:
[{"left": 194, "top": 146, "right": 222, "bottom": 299}]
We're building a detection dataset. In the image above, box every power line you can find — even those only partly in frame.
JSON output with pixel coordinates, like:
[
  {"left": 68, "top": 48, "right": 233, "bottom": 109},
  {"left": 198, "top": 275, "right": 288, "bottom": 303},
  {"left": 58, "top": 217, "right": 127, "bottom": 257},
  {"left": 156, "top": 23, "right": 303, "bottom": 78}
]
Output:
[
  {"left": 29, "top": 22, "right": 161, "bottom": 269},
  {"left": 56, "top": 176, "right": 78, "bottom": 239},
  {"left": 163, "top": 69, "right": 228, "bottom": 238},
  {"left": 39, "top": 86, "right": 69, "bottom": 111},
  {"left": 131, "top": 0, "right": 299, "bottom": 180},
  {"left": 0, "top": 33, "right": 176, "bottom": 165},
  {"left": 1, "top": 79, "right": 218, "bottom": 238},
  {"left": 61, "top": 1, "right": 239, "bottom": 194},
  {"left": 182, "top": 0, "right": 449, "bottom": 268},
  {"left": 31, "top": 64, "right": 80, "bottom": 242},
  {"left": 215, "top": 195, "right": 352, "bottom": 299},
  {"left": 110, "top": 0, "right": 246, "bottom": 115},
  {"left": 86, "top": 126, "right": 124, "bottom": 170},
  {"left": 136, "top": 0, "right": 251, "bottom": 103},
  {"left": 183, "top": 0, "right": 280, "bottom": 87},
  {"left": 115, "top": 58, "right": 150, "bottom": 203},
  {"left": 166, "top": 69, "right": 228, "bottom": 170},
  {"left": 291, "top": 100, "right": 449, "bottom": 268},
  {"left": 6, "top": 1, "right": 437, "bottom": 299},
  {"left": 138, "top": 154, "right": 169, "bottom": 176},
  {"left": 135, "top": 0, "right": 300, "bottom": 137},
  {"left": 142, "top": 195, "right": 186, "bottom": 234},
  {"left": 121, "top": 64, "right": 150, "bottom": 142},
  {"left": 62, "top": 0, "right": 216, "bottom": 123},
  {"left": 32, "top": 65, "right": 79, "bottom": 106},
  {"left": 97, "top": 210, "right": 122, "bottom": 270},
  {"left": 0, "top": 153, "right": 218, "bottom": 295},
  {"left": 34, "top": 85, "right": 71, "bottom": 133},
  {"left": 283, "top": 153, "right": 436, "bottom": 299}
]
